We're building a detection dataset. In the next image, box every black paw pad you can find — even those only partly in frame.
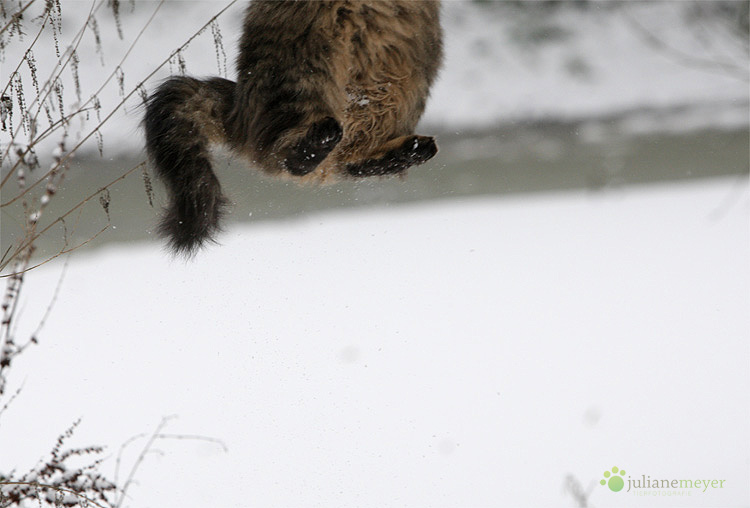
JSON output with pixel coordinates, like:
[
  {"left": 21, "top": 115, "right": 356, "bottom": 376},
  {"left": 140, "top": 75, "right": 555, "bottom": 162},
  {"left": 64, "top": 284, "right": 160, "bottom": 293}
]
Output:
[
  {"left": 345, "top": 136, "right": 439, "bottom": 177},
  {"left": 284, "top": 117, "right": 343, "bottom": 176},
  {"left": 398, "top": 135, "right": 437, "bottom": 165},
  {"left": 310, "top": 117, "right": 344, "bottom": 149}
]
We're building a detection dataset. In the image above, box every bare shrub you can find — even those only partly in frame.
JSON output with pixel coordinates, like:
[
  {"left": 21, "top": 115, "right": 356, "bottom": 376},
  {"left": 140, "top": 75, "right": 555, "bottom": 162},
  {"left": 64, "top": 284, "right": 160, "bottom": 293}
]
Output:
[{"left": 1, "top": 1, "right": 235, "bottom": 505}]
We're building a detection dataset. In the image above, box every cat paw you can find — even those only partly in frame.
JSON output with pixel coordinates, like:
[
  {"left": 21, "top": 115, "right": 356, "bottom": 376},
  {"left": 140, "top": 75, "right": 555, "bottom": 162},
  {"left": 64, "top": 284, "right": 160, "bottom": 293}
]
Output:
[
  {"left": 284, "top": 117, "right": 343, "bottom": 176},
  {"left": 346, "top": 135, "right": 438, "bottom": 177},
  {"left": 398, "top": 135, "right": 437, "bottom": 166}
]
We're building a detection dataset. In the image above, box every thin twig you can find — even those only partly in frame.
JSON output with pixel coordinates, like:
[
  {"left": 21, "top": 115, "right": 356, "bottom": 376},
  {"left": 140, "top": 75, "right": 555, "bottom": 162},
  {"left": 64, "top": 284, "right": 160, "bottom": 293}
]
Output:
[
  {"left": 29, "top": 253, "right": 69, "bottom": 343},
  {"left": 0, "top": 105, "right": 97, "bottom": 189},
  {"left": 18, "top": 224, "right": 109, "bottom": 274},
  {"left": 0, "top": 0, "right": 166, "bottom": 183},
  {"left": 113, "top": 432, "right": 148, "bottom": 490},
  {"left": 0, "top": 0, "right": 100, "bottom": 171},
  {"left": 115, "top": 416, "right": 176, "bottom": 508},
  {"left": 112, "top": 421, "right": 228, "bottom": 507},
  {"left": 0, "top": 161, "right": 145, "bottom": 275},
  {"left": 153, "top": 433, "right": 228, "bottom": 453},
  {"left": 0, "top": 384, "right": 23, "bottom": 426},
  {"left": 0, "top": 0, "right": 37, "bottom": 38},
  {"left": 0, "top": 7, "right": 52, "bottom": 100},
  {"left": 1, "top": 0, "right": 240, "bottom": 208}
]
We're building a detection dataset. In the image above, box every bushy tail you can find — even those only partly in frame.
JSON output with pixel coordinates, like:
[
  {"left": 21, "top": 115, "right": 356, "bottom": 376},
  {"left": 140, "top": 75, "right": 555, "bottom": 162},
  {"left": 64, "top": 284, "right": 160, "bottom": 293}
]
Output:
[{"left": 144, "top": 76, "right": 235, "bottom": 256}]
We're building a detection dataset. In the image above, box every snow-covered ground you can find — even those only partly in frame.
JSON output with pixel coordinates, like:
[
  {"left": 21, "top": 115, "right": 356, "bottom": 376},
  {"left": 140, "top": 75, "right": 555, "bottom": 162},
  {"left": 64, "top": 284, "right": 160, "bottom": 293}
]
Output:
[
  {"left": 2, "top": 176, "right": 749, "bottom": 507},
  {"left": 1, "top": 1, "right": 748, "bottom": 159}
]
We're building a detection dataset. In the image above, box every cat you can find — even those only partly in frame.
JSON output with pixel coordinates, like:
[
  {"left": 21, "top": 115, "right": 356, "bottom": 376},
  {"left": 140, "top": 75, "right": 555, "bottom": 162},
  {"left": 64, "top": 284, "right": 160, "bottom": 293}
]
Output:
[{"left": 144, "top": 0, "right": 443, "bottom": 255}]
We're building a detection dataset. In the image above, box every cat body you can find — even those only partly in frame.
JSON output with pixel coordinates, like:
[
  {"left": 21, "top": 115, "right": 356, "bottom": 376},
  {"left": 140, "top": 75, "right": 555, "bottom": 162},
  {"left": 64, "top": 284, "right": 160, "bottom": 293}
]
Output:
[{"left": 145, "top": 1, "right": 443, "bottom": 254}]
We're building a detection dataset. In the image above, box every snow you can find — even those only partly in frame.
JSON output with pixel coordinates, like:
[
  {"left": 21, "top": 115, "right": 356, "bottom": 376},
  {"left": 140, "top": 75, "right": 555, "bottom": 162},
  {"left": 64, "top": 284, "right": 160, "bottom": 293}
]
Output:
[{"left": 1, "top": 177, "right": 748, "bottom": 507}]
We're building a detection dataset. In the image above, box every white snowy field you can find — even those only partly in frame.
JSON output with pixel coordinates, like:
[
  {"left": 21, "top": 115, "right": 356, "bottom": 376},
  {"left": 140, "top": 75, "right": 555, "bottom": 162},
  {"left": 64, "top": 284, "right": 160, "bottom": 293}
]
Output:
[{"left": 1, "top": 176, "right": 748, "bottom": 507}]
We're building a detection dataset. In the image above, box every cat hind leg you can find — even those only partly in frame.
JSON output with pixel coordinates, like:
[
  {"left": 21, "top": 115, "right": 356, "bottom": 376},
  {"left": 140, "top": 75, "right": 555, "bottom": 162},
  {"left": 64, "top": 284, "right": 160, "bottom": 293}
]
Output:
[{"left": 345, "top": 134, "right": 437, "bottom": 177}]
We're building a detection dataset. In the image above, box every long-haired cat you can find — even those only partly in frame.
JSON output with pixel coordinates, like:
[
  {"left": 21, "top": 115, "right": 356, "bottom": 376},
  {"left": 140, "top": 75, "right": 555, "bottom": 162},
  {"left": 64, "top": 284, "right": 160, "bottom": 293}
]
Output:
[{"left": 144, "top": 1, "right": 443, "bottom": 254}]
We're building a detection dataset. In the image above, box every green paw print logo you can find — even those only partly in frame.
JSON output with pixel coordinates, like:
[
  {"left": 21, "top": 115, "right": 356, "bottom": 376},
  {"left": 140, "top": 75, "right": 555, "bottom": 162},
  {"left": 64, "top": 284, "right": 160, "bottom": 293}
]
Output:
[{"left": 601, "top": 466, "right": 626, "bottom": 492}]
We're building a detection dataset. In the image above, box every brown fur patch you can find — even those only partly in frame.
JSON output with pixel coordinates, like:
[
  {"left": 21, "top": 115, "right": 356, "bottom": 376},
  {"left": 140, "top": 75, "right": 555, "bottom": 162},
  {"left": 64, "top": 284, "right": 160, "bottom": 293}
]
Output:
[{"left": 227, "top": 0, "right": 443, "bottom": 182}]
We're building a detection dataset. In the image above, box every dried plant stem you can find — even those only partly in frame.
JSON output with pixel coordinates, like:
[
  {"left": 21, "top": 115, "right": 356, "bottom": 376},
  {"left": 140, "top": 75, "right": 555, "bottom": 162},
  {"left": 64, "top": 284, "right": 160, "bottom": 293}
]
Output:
[
  {"left": 1, "top": 2, "right": 239, "bottom": 505},
  {"left": 1, "top": 0, "right": 239, "bottom": 208},
  {"left": 0, "top": 385, "right": 22, "bottom": 424},
  {"left": 29, "top": 253, "right": 68, "bottom": 342},
  {"left": 0, "top": 0, "right": 99, "bottom": 170},
  {"left": 115, "top": 416, "right": 174, "bottom": 508},
  {"left": 0, "top": 8, "right": 52, "bottom": 100},
  {"left": 18, "top": 223, "right": 109, "bottom": 274},
  {"left": 113, "top": 416, "right": 228, "bottom": 508},
  {"left": 0, "top": 0, "right": 37, "bottom": 38},
  {"left": 0, "top": 161, "right": 145, "bottom": 276},
  {"left": 1, "top": 0, "right": 166, "bottom": 185},
  {"left": 0, "top": 104, "right": 97, "bottom": 187},
  {"left": 0, "top": 251, "right": 31, "bottom": 396}
]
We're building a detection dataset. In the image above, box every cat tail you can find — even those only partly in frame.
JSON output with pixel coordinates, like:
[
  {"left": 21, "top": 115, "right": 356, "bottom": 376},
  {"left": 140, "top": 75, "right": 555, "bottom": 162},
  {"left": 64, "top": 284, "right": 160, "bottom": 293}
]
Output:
[{"left": 144, "top": 76, "right": 235, "bottom": 256}]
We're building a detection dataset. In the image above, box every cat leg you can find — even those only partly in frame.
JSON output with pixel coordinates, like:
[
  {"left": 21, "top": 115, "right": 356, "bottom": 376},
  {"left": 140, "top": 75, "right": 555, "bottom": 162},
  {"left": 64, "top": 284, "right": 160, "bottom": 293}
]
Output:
[
  {"left": 229, "top": 81, "right": 344, "bottom": 177},
  {"left": 344, "top": 134, "right": 438, "bottom": 177},
  {"left": 281, "top": 116, "right": 343, "bottom": 176},
  {"left": 228, "top": 1, "right": 347, "bottom": 177}
]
